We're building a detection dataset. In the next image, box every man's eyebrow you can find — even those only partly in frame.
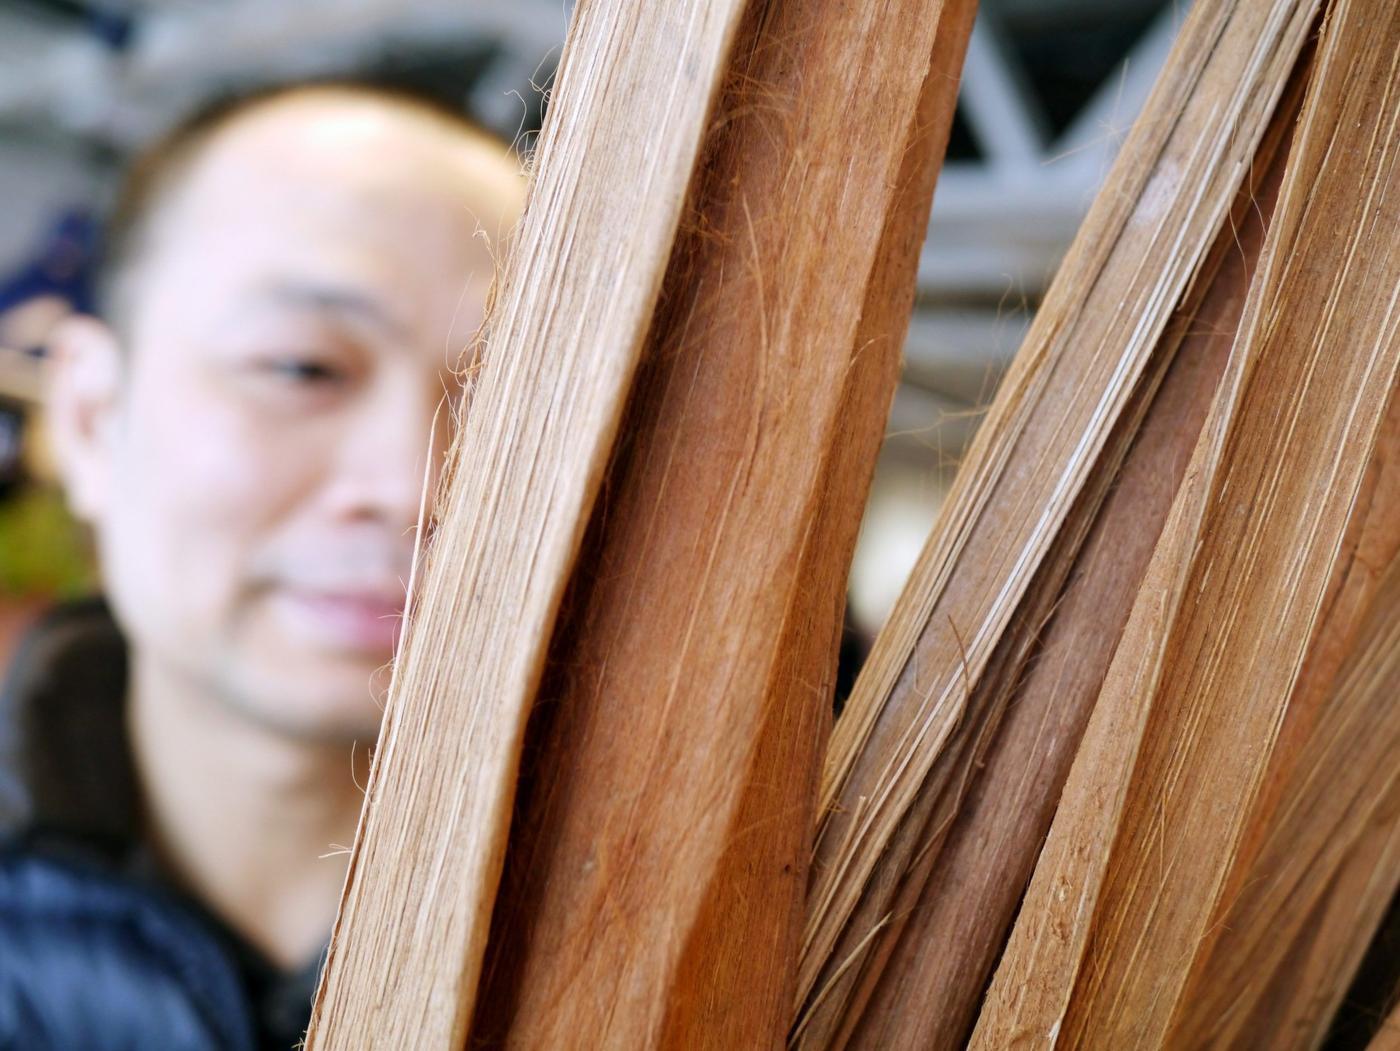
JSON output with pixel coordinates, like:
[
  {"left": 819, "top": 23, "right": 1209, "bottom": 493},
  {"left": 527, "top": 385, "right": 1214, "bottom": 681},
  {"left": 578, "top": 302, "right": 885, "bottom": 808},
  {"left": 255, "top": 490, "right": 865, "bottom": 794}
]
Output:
[{"left": 253, "top": 278, "right": 410, "bottom": 340}]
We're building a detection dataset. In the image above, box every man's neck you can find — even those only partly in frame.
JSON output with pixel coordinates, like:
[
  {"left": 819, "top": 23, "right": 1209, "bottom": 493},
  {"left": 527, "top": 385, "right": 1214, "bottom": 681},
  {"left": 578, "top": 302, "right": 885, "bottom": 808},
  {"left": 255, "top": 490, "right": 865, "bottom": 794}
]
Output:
[{"left": 126, "top": 654, "right": 371, "bottom": 971}]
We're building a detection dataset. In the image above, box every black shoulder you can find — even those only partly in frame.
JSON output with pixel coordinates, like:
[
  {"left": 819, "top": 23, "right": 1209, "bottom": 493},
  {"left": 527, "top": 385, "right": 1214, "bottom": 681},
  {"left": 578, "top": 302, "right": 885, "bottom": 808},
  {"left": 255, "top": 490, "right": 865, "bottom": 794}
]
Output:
[
  {"left": 0, "top": 597, "right": 136, "bottom": 848},
  {"left": 0, "top": 848, "right": 256, "bottom": 1051}
]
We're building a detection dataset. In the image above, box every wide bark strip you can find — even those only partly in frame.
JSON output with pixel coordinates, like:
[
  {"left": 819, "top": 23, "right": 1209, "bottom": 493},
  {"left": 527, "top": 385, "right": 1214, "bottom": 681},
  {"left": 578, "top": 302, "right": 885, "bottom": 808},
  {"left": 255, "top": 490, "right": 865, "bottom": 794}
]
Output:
[{"left": 471, "top": 0, "right": 977, "bottom": 1046}]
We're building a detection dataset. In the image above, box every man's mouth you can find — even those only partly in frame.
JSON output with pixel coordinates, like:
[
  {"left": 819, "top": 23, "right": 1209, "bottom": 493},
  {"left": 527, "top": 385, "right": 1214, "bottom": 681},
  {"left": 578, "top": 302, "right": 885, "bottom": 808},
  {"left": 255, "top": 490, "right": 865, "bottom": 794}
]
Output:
[{"left": 275, "top": 586, "right": 407, "bottom": 654}]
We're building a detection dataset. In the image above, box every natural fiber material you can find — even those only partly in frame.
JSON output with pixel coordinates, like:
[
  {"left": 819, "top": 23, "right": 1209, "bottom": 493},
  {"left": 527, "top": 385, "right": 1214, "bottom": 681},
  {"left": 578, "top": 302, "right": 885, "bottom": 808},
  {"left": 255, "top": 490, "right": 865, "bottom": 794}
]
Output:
[
  {"left": 1165, "top": 320, "right": 1400, "bottom": 1049},
  {"left": 825, "top": 73, "right": 1303, "bottom": 1048},
  {"left": 794, "top": 1, "right": 1320, "bottom": 1044},
  {"left": 973, "top": 0, "right": 1400, "bottom": 1040},
  {"left": 1372, "top": 1002, "right": 1400, "bottom": 1051},
  {"left": 468, "top": 0, "right": 975, "bottom": 1045}
]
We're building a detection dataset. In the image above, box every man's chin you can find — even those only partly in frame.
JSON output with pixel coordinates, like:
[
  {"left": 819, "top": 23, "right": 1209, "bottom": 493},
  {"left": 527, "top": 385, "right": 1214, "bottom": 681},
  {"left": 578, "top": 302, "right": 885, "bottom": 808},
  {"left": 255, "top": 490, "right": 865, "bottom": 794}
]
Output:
[{"left": 221, "top": 656, "right": 388, "bottom": 745}]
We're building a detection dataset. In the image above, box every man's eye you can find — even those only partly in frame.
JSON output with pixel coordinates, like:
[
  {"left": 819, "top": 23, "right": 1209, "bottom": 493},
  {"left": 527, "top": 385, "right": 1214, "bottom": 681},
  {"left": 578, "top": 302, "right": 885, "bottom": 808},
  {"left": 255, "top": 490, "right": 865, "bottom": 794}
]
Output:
[{"left": 260, "top": 357, "right": 346, "bottom": 384}]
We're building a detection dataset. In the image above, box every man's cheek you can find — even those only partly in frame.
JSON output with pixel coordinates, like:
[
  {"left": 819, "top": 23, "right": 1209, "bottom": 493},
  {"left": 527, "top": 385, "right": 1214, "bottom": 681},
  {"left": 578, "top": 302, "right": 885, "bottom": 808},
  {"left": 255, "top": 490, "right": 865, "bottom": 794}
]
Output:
[
  {"left": 154, "top": 382, "right": 305, "bottom": 513},
  {"left": 124, "top": 405, "right": 291, "bottom": 619}
]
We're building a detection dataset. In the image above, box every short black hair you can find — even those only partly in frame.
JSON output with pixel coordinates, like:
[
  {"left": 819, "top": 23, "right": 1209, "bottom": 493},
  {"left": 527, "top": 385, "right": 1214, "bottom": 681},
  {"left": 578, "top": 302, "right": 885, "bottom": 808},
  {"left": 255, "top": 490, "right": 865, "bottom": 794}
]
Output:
[{"left": 97, "top": 80, "right": 512, "bottom": 329}]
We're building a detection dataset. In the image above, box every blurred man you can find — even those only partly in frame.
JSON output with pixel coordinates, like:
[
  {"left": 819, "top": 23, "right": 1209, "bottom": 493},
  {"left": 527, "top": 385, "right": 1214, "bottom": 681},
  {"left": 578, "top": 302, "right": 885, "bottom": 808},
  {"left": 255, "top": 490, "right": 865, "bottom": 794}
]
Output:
[{"left": 0, "top": 83, "right": 524, "bottom": 1049}]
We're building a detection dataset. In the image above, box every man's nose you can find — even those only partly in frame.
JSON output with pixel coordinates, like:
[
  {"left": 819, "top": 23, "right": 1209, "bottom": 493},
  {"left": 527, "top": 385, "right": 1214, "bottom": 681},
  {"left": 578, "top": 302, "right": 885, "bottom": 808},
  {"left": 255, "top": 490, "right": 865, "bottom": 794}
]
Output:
[{"left": 323, "top": 374, "right": 438, "bottom": 528}]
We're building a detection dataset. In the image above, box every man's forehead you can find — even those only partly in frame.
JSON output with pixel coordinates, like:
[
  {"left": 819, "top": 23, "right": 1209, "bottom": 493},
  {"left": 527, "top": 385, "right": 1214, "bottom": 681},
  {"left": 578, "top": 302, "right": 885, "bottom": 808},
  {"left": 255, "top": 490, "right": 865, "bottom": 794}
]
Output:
[
  {"left": 123, "top": 92, "right": 518, "bottom": 359},
  {"left": 169, "top": 90, "right": 521, "bottom": 224}
]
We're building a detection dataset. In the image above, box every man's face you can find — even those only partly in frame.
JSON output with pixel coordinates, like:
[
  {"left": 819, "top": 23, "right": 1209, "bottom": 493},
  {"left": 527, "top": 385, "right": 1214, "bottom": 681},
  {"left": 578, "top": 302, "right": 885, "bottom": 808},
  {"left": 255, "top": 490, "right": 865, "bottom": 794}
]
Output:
[{"left": 56, "top": 93, "right": 523, "bottom": 741}]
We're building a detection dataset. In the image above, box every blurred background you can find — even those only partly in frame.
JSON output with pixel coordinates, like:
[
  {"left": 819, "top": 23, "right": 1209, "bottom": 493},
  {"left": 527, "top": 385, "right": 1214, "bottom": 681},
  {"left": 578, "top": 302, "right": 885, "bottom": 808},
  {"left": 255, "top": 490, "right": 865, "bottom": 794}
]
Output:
[{"left": 0, "top": 0, "right": 1183, "bottom": 664}]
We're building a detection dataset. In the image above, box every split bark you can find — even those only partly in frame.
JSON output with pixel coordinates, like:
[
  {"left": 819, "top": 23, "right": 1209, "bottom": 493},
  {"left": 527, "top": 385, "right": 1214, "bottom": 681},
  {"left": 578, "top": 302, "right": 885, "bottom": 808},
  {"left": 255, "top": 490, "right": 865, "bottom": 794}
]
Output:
[
  {"left": 972, "top": 0, "right": 1400, "bottom": 1041},
  {"left": 794, "top": 0, "right": 1320, "bottom": 1043}
]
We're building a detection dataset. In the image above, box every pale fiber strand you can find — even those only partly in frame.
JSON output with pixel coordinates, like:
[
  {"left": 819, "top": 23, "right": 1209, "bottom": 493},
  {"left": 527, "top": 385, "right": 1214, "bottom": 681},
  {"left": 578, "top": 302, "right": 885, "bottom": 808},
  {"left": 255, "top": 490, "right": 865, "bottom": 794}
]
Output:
[{"left": 304, "top": 3, "right": 749, "bottom": 1048}]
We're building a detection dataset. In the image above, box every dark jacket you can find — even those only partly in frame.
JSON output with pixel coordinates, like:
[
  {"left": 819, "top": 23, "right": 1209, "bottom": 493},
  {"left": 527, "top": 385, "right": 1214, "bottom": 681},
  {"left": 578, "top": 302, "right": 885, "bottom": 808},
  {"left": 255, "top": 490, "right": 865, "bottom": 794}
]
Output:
[{"left": 0, "top": 600, "right": 320, "bottom": 1051}]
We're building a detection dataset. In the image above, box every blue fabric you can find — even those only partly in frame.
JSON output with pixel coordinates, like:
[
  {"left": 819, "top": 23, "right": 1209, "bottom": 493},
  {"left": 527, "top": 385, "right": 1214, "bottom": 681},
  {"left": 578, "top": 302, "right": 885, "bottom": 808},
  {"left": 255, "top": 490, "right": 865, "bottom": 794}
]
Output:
[{"left": 0, "top": 848, "right": 257, "bottom": 1051}]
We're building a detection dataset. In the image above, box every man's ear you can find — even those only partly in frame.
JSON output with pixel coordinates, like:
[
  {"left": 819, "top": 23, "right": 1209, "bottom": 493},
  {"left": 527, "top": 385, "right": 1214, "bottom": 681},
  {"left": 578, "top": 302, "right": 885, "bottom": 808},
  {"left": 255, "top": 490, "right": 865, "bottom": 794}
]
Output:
[{"left": 45, "top": 314, "right": 123, "bottom": 524}]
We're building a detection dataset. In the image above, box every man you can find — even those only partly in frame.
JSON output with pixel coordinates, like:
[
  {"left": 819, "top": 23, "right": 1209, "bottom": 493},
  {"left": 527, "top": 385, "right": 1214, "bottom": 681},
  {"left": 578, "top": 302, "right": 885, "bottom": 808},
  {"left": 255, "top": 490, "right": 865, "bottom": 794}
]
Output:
[{"left": 0, "top": 83, "right": 525, "bottom": 1049}]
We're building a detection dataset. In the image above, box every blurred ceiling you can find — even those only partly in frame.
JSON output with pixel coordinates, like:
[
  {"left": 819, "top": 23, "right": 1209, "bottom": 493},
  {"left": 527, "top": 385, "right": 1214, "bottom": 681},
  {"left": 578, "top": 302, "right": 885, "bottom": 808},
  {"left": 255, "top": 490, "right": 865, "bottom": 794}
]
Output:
[{"left": 0, "top": 0, "right": 1183, "bottom": 421}]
